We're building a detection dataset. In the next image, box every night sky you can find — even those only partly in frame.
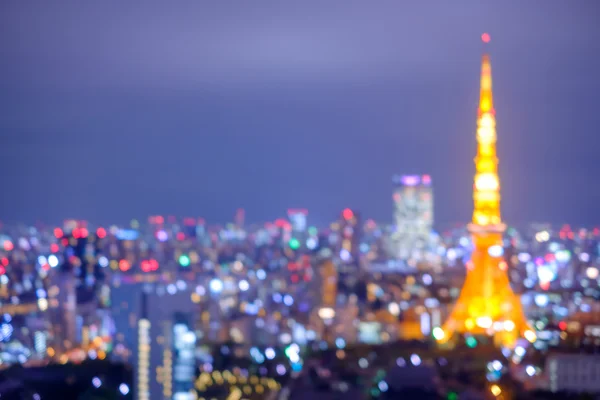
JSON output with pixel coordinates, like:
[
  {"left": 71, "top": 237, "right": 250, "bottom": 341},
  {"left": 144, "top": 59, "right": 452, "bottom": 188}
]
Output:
[{"left": 1, "top": 1, "right": 599, "bottom": 228}]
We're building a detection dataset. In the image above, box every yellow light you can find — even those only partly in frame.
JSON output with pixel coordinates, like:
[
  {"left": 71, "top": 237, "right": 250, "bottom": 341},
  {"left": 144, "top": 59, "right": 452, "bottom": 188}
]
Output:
[
  {"left": 465, "top": 319, "right": 475, "bottom": 331},
  {"left": 490, "top": 384, "right": 501, "bottom": 397},
  {"left": 480, "top": 97, "right": 492, "bottom": 112},
  {"left": 524, "top": 330, "right": 537, "bottom": 343},
  {"left": 475, "top": 173, "right": 499, "bottom": 192}
]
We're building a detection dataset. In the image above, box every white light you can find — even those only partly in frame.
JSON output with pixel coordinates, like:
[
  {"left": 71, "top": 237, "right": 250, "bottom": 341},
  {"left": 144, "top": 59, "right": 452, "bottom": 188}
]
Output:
[
  {"left": 340, "top": 249, "right": 351, "bottom": 262},
  {"left": 306, "top": 237, "right": 318, "bottom": 250},
  {"left": 98, "top": 256, "right": 109, "bottom": 268},
  {"left": 256, "top": 269, "right": 266, "bottom": 280},
  {"left": 422, "top": 274, "right": 432, "bottom": 285},
  {"left": 48, "top": 255, "right": 59, "bottom": 268},
  {"left": 265, "top": 347, "right": 276, "bottom": 360},
  {"left": 503, "top": 320, "right": 516, "bottom": 332},
  {"left": 410, "top": 354, "right": 421, "bottom": 366},
  {"left": 388, "top": 302, "right": 400, "bottom": 316},
  {"left": 586, "top": 267, "right": 599, "bottom": 280},
  {"left": 526, "top": 365, "right": 536, "bottom": 377},
  {"left": 518, "top": 253, "right": 531, "bottom": 263},
  {"left": 92, "top": 377, "right": 102, "bottom": 388},
  {"left": 358, "top": 358, "right": 369, "bottom": 368},
  {"left": 37, "top": 256, "right": 47, "bottom": 266},
  {"left": 118, "top": 383, "right": 129, "bottom": 395},
  {"left": 514, "top": 346, "right": 526, "bottom": 357},
  {"left": 335, "top": 338, "right": 346, "bottom": 349},
  {"left": 166, "top": 284, "right": 177, "bottom": 295},
  {"left": 283, "top": 295, "right": 294, "bottom": 306},
  {"left": 491, "top": 360, "right": 503, "bottom": 371},
  {"left": 555, "top": 250, "right": 571, "bottom": 263},
  {"left": 476, "top": 316, "right": 493, "bottom": 329},
  {"left": 238, "top": 280, "right": 250, "bottom": 291},
  {"left": 537, "top": 266, "right": 555, "bottom": 283},
  {"left": 488, "top": 245, "right": 504, "bottom": 258},
  {"left": 209, "top": 279, "right": 223, "bottom": 293},
  {"left": 396, "top": 357, "right": 406, "bottom": 367},
  {"left": 534, "top": 294, "right": 549, "bottom": 307},
  {"left": 318, "top": 307, "right": 335, "bottom": 320},
  {"left": 37, "top": 298, "right": 48, "bottom": 312},
  {"left": 580, "top": 252, "right": 590, "bottom": 263},
  {"left": 446, "top": 248, "right": 458, "bottom": 261}
]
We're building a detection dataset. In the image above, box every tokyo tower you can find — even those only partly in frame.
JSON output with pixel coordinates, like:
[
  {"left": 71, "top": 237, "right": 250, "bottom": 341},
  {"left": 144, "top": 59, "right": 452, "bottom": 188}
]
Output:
[{"left": 439, "top": 34, "right": 533, "bottom": 348}]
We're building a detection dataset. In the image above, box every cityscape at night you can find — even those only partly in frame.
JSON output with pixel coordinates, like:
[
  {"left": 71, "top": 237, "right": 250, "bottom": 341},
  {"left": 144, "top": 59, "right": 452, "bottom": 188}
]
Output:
[{"left": 2, "top": 2, "right": 600, "bottom": 400}]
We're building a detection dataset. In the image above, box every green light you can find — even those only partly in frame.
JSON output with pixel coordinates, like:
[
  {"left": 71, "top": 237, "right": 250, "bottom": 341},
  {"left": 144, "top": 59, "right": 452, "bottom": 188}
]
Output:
[
  {"left": 308, "top": 226, "right": 318, "bottom": 236},
  {"left": 447, "top": 392, "right": 458, "bottom": 400},
  {"left": 289, "top": 238, "right": 300, "bottom": 250},
  {"left": 178, "top": 254, "right": 190, "bottom": 267},
  {"left": 466, "top": 336, "right": 477, "bottom": 348}
]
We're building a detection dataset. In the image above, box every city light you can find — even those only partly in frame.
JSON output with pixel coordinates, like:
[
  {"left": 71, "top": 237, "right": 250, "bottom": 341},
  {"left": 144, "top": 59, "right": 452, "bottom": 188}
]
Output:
[{"left": 178, "top": 254, "right": 190, "bottom": 267}]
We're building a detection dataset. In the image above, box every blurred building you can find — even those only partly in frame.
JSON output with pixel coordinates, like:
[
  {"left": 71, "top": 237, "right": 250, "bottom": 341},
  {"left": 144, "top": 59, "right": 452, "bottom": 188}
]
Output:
[
  {"left": 547, "top": 353, "right": 600, "bottom": 394},
  {"left": 391, "top": 175, "right": 433, "bottom": 261}
]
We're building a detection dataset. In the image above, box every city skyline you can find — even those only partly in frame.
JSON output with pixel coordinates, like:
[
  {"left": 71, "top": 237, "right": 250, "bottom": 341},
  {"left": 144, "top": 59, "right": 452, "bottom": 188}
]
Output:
[{"left": 2, "top": 2, "right": 600, "bottom": 227}]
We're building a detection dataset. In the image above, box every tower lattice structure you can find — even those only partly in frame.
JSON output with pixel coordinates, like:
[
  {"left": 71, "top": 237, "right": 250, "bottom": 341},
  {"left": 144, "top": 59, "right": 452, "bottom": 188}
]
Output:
[{"left": 440, "top": 37, "right": 533, "bottom": 348}]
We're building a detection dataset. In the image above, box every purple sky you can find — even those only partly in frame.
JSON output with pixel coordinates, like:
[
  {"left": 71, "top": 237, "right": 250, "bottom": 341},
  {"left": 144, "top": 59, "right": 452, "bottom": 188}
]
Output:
[{"left": 1, "top": 1, "right": 599, "bottom": 227}]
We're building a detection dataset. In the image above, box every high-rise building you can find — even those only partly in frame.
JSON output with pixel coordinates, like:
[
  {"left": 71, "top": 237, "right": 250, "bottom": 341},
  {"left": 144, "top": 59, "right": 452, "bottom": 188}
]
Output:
[
  {"left": 171, "top": 313, "right": 196, "bottom": 400},
  {"left": 287, "top": 209, "right": 308, "bottom": 234},
  {"left": 337, "top": 208, "right": 361, "bottom": 264},
  {"left": 391, "top": 174, "right": 433, "bottom": 260},
  {"left": 111, "top": 282, "right": 198, "bottom": 400},
  {"left": 440, "top": 35, "right": 532, "bottom": 348}
]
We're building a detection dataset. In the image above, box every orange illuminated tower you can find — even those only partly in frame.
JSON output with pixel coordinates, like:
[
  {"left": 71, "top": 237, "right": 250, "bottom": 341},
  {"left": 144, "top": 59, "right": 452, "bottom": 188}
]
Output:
[{"left": 440, "top": 34, "right": 534, "bottom": 348}]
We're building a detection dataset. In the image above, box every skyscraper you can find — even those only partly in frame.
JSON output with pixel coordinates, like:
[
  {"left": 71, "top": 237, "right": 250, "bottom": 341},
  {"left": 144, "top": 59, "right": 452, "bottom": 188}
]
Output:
[
  {"left": 440, "top": 35, "right": 532, "bottom": 348},
  {"left": 390, "top": 174, "right": 433, "bottom": 261}
]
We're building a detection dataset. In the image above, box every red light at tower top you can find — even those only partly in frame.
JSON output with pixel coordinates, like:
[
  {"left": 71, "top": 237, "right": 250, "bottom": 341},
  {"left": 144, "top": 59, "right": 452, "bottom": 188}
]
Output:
[
  {"left": 481, "top": 33, "right": 491, "bottom": 43},
  {"left": 342, "top": 208, "right": 354, "bottom": 220}
]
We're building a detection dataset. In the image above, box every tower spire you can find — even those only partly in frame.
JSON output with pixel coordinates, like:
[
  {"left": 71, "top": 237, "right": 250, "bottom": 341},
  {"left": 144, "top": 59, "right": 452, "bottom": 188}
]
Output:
[{"left": 472, "top": 35, "right": 501, "bottom": 227}]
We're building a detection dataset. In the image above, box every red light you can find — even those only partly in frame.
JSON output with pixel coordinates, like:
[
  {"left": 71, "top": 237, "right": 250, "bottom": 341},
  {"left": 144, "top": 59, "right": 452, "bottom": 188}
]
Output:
[
  {"left": 540, "top": 281, "right": 550, "bottom": 291},
  {"left": 1, "top": 257, "right": 8, "bottom": 266},
  {"left": 0, "top": 266, "right": 5, "bottom": 275},
  {"left": 176, "top": 232, "right": 185, "bottom": 241},
  {"left": 3, "top": 241, "right": 14, "bottom": 252},
  {"left": 481, "top": 33, "right": 491, "bottom": 43},
  {"left": 54, "top": 228, "right": 63, "bottom": 239},
  {"left": 80, "top": 228, "right": 89, "bottom": 238},
  {"left": 141, "top": 259, "right": 159, "bottom": 272},
  {"left": 119, "top": 259, "right": 131, "bottom": 272},
  {"left": 342, "top": 208, "right": 354, "bottom": 220},
  {"left": 61, "top": 238, "right": 69, "bottom": 247},
  {"left": 291, "top": 274, "right": 299, "bottom": 283},
  {"left": 50, "top": 244, "right": 59, "bottom": 253},
  {"left": 303, "top": 274, "right": 311, "bottom": 282},
  {"left": 96, "top": 227, "right": 106, "bottom": 239},
  {"left": 42, "top": 264, "right": 50, "bottom": 271},
  {"left": 72, "top": 228, "right": 81, "bottom": 239},
  {"left": 558, "top": 321, "right": 567, "bottom": 331}
]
